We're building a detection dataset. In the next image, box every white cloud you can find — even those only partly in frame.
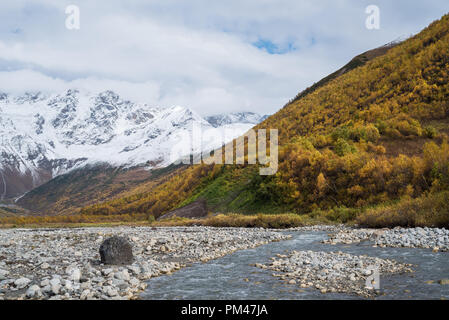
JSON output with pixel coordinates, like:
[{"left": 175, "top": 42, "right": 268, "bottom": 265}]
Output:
[
  {"left": 0, "top": 70, "right": 161, "bottom": 104},
  {"left": 0, "top": 0, "right": 448, "bottom": 115}
]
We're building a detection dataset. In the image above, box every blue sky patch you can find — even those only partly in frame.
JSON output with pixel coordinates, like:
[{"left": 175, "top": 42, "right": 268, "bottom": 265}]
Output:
[{"left": 252, "top": 39, "right": 297, "bottom": 54}]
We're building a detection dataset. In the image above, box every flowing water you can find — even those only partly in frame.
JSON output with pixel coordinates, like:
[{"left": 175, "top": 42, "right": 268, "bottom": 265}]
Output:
[{"left": 141, "top": 230, "right": 449, "bottom": 300}]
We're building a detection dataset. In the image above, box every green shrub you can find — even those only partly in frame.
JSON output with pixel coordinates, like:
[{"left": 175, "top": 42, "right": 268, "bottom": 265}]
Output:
[
  {"left": 323, "top": 207, "right": 359, "bottom": 223},
  {"left": 357, "top": 191, "right": 449, "bottom": 228},
  {"left": 310, "top": 134, "right": 332, "bottom": 148},
  {"left": 151, "top": 213, "right": 310, "bottom": 229},
  {"left": 147, "top": 215, "right": 156, "bottom": 224},
  {"left": 331, "top": 126, "right": 351, "bottom": 141},
  {"left": 332, "top": 123, "right": 380, "bottom": 143},
  {"left": 334, "top": 138, "right": 357, "bottom": 156},
  {"left": 375, "top": 120, "right": 388, "bottom": 135},
  {"left": 424, "top": 126, "right": 438, "bottom": 139},
  {"left": 384, "top": 114, "right": 423, "bottom": 138},
  {"left": 349, "top": 124, "right": 380, "bottom": 142}
]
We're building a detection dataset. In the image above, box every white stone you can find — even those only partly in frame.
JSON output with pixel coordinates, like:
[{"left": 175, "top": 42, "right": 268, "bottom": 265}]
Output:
[
  {"left": 102, "top": 268, "right": 114, "bottom": 276},
  {"left": 80, "top": 281, "right": 90, "bottom": 290},
  {"left": 129, "top": 278, "right": 140, "bottom": 287},
  {"left": 66, "top": 267, "right": 81, "bottom": 282},
  {"left": 41, "top": 263, "right": 50, "bottom": 270},
  {"left": 14, "top": 277, "right": 31, "bottom": 289},
  {"left": 64, "top": 281, "right": 73, "bottom": 292},
  {"left": 40, "top": 279, "right": 50, "bottom": 287},
  {"left": 80, "top": 289, "right": 90, "bottom": 300},
  {"left": 128, "top": 265, "right": 141, "bottom": 275},
  {"left": 107, "top": 287, "right": 119, "bottom": 297},
  {"left": 26, "top": 285, "right": 42, "bottom": 298},
  {"left": 41, "top": 285, "right": 52, "bottom": 294},
  {"left": 50, "top": 278, "right": 61, "bottom": 295},
  {"left": 114, "top": 270, "right": 130, "bottom": 281},
  {"left": 0, "top": 269, "right": 9, "bottom": 280}
]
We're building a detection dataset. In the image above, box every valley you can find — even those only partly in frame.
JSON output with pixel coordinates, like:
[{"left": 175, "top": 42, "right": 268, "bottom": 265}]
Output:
[
  {"left": 2, "top": 14, "right": 449, "bottom": 227},
  {"left": 8, "top": 13, "right": 445, "bottom": 229},
  {"left": 2, "top": 0, "right": 449, "bottom": 306}
]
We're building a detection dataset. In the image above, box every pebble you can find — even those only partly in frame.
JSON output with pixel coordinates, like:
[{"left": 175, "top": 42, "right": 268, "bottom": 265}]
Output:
[
  {"left": 50, "top": 278, "right": 61, "bottom": 295},
  {"left": 0, "top": 269, "right": 9, "bottom": 280},
  {"left": 14, "top": 277, "right": 31, "bottom": 289},
  {"left": 66, "top": 267, "right": 81, "bottom": 282},
  {"left": 41, "top": 263, "right": 50, "bottom": 270},
  {"left": 26, "top": 285, "right": 42, "bottom": 298},
  {"left": 114, "top": 270, "right": 130, "bottom": 281}
]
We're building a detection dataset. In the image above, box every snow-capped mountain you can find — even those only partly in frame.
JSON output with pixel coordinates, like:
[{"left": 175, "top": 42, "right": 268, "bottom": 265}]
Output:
[
  {"left": 0, "top": 90, "right": 264, "bottom": 199},
  {"left": 205, "top": 112, "right": 269, "bottom": 128}
]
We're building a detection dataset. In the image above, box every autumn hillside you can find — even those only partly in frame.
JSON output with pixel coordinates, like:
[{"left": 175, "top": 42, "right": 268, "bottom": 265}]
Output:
[{"left": 5, "top": 13, "right": 449, "bottom": 227}]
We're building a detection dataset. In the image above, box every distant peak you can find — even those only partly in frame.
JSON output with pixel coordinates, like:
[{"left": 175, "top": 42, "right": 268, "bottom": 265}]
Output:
[
  {"left": 14, "top": 91, "right": 46, "bottom": 104},
  {"left": 205, "top": 111, "right": 267, "bottom": 127}
]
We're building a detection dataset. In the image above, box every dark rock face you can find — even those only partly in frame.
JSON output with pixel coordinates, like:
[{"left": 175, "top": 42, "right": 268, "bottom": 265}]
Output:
[
  {"left": 157, "top": 199, "right": 208, "bottom": 220},
  {"left": 99, "top": 236, "right": 133, "bottom": 265}
]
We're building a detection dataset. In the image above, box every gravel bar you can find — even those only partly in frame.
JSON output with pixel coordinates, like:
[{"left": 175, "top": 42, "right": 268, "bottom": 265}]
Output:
[
  {"left": 0, "top": 226, "right": 289, "bottom": 300},
  {"left": 256, "top": 250, "right": 413, "bottom": 297},
  {"left": 324, "top": 227, "right": 449, "bottom": 252}
]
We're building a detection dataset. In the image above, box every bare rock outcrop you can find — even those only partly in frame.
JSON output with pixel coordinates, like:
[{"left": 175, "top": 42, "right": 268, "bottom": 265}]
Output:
[{"left": 157, "top": 199, "right": 208, "bottom": 220}]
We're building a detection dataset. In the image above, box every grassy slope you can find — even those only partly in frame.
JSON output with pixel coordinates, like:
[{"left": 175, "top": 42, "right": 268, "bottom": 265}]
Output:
[
  {"left": 175, "top": 44, "right": 401, "bottom": 214},
  {"left": 257, "top": 17, "right": 449, "bottom": 142},
  {"left": 180, "top": 14, "right": 449, "bottom": 216},
  {"left": 17, "top": 163, "right": 185, "bottom": 215},
  {"left": 177, "top": 166, "right": 286, "bottom": 214}
]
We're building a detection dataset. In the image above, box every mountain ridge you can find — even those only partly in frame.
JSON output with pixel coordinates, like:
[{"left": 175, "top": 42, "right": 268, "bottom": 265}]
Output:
[{"left": 0, "top": 89, "right": 264, "bottom": 199}]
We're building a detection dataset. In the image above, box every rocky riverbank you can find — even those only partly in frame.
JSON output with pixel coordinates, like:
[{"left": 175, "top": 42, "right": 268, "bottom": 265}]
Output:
[
  {"left": 324, "top": 227, "right": 449, "bottom": 252},
  {"left": 1, "top": 225, "right": 447, "bottom": 300},
  {"left": 256, "top": 250, "right": 413, "bottom": 297},
  {"left": 288, "top": 225, "right": 347, "bottom": 233},
  {"left": 0, "top": 226, "right": 289, "bottom": 300}
]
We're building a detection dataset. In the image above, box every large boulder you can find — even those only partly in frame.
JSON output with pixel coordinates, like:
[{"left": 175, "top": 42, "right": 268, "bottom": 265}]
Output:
[
  {"left": 99, "top": 236, "right": 133, "bottom": 265},
  {"left": 157, "top": 199, "right": 208, "bottom": 220}
]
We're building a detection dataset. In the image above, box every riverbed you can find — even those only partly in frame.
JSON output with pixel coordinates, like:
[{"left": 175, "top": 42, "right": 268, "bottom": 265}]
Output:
[{"left": 141, "top": 230, "right": 449, "bottom": 300}]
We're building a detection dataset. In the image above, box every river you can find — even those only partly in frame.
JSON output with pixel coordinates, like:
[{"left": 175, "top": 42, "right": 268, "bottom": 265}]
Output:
[{"left": 141, "top": 230, "right": 449, "bottom": 300}]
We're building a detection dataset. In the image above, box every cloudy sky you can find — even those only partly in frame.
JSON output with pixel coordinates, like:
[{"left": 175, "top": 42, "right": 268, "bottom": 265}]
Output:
[{"left": 0, "top": 1, "right": 448, "bottom": 116}]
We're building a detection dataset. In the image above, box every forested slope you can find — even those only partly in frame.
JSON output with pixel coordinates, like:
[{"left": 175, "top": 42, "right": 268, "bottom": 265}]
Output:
[
  {"left": 82, "top": 14, "right": 449, "bottom": 222},
  {"left": 5, "top": 14, "right": 449, "bottom": 227}
]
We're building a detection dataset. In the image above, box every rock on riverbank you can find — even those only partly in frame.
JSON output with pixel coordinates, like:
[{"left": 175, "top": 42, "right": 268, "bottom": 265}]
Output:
[
  {"left": 324, "top": 227, "right": 449, "bottom": 252},
  {"left": 0, "top": 226, "right": 289, "bottom": 300},
  {"left": 256, "top": 250, "right": 413, "bottom": 297}
]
